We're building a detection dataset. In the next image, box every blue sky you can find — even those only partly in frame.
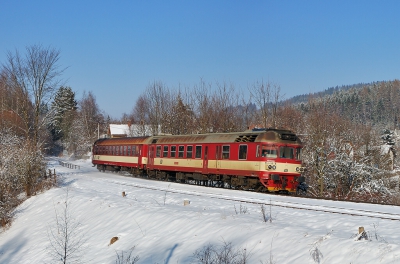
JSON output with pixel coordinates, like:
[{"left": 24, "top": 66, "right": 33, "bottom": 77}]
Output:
[{"left": 1, "top": 1, "right": 399, "bottom": 118}]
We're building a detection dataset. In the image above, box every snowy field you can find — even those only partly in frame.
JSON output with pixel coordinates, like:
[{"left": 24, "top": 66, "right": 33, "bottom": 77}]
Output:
[{"left": 1, "top": 158, "right": 400, "bottom": 263}]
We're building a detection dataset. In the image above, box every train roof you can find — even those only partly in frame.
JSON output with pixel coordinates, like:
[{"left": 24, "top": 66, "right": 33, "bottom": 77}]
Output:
[
  {"left": 152, "top": 129, "right": 301, "bottom": 144},
  {"left": 93, "top": 129, "right": 301, "bottom": 146},
  {"left": 94, "top": 136, "right": 152, "bottom": 145}
]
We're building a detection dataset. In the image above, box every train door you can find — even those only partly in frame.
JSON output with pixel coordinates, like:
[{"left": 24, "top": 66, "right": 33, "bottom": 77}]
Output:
[
  {"left": 216, "top": 145, "right": 221, "bottom": 170},
  {"left": 137, "top": 145, "right": 142, "bottom": 167},
  {"left": 203, "top": 146, "right": 208, "bottom": 174},
  {"left": 148, "top": 145, "right": 155, "bottom": 169}
]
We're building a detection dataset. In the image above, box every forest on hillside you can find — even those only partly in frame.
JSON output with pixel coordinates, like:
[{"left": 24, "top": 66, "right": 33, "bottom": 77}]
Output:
[{"left": 1, "top": 45, "right": 400, "bottom": 228}]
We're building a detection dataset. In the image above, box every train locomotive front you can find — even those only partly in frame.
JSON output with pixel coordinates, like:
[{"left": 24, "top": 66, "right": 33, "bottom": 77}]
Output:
[{"left": 251, "top": 129, "right": 305, "bottom": 192}]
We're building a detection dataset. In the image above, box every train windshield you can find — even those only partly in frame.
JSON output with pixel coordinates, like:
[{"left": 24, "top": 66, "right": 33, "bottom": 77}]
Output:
[
  {"left": 261, "top": 145, "right": 277, "bottom": 158},
  {"left": 279, "top": 146, "right": 294, "bottom": 159}
]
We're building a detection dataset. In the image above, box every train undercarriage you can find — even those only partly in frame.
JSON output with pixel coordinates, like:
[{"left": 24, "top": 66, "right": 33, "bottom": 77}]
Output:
[{"left": 95, "top": 164, "right": 303, "bottom": 194}]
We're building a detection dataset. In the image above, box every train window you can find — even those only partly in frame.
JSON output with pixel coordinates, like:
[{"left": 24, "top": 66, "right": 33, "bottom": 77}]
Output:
[
  {"left": 261, "top": 146, "right": 278, "bottom": 158},
  {"left": 178, "top": 146, "right": 184, "bottom": 158},
  {"left": 171, "top": 146, "right": 176, "bottom": 157},
  {"left": 279, "top": 146, "right": 294, "bottom": 159},
  {"left": 124, "top": 146, "right": 127, "bottom": 156},
  {"left": 296, "top": 148, "right": 302, "bottom": 160},
  {"left": 133, "top": 146, "right": 136, "bottom": 156},
  {"left": 156, "top": 146, "right": 161, "bottom": 157},
  {"left": 222, "top": 145, "right": 230, "bottom": 159},
  {"left": 187, "top": 146, "right": 193, "bottom": 158},
  {"left": 163, "top": 146, "right": 169, "bottom": 157},
  {"left": 195, "top": 146, "right": 202, "bottom": 159},
  {"left": 127, "top": 146, "right": 131, "bottom": 156},
  {"left": 239, "top": 145, "right": 247, "bottom": 160}
]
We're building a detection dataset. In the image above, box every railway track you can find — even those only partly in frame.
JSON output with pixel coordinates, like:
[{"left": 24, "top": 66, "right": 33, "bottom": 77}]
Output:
[{"left": 99, "top": 174, "right": 400, "bottom": 221}]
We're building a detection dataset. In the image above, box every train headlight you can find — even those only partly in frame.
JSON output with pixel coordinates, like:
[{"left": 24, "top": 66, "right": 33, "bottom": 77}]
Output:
[
  {"left": 296, "top": 167, "right": 300, "bottom": 172},
  {"left": 266, "top": 162, "right": 276, "bottom": 171}
]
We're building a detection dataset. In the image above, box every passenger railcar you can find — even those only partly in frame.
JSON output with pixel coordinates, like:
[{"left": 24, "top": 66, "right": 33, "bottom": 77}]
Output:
[
  {"left": 92, "top": 136, "right": 151, "bottom": 174},
  {"left": 92, "top": 129, "right": 305, "bottom": 193}
]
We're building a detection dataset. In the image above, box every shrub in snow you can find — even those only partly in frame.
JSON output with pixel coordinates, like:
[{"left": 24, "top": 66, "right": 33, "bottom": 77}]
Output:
[
  {"left": 234, "top": 204, "right": 248, "bottom": 215},
  {"left": 0, "top": 127, "right": 53, "bottom": 227},
  {"left": 192, "top": 240, "right": 251, "bottom": 264},
  {"left": 260, "top": 202, "right": 273, "bottom": 223},
  {"left": 115, "top": 247, "right": 140, "bottom": 264}
]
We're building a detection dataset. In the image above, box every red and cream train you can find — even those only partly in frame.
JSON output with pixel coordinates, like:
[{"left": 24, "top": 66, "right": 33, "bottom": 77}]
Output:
[{"left": 92, "top": 128, "right": 306, "bottom": 193}]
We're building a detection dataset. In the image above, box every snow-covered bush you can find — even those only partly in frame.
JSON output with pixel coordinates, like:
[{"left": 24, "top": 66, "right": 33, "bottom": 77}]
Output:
[
  {"left": 192, "top": 240, "right": 251, "bottom": 264},
  {"left": 0, "top": 128, "right": 24, "bottom": 227},
  {"left": 0, "top": 127, "right": 50, "bottom": 227}
]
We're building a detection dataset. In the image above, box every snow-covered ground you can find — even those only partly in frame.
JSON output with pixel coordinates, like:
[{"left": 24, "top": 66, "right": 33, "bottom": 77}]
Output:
[{"left": 1, "top": 158, "right": 400, "bottom": 263}]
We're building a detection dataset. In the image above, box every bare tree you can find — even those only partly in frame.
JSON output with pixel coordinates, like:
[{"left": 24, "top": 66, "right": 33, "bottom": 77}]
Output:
[
  {"left": 47, "top": 189, "right": 86, "bottom": 263},
  {"left": 70, "top": 91, "right": 105, "bottom": 155},
  {"left": 249, "top": 80, "right": 282, "bottom": 129},
  {"left": 212, "top": 82, "right": 241, "bottom": 133},
  {"left": 193, "top": 79, "right": 214, "bottom": 133},
  {"left": 3, "top": 44, "right": 64, "bottom": 147},
  {"left": 167, "top": 93, "right": 195, "bottom": 135},
  {"left": 302, "top": 97, "right": 337, "bottom": 196},
  {"left": 275, "top": 103, "right": 305, "bottom": 132},
  {"left": 130, "top": 95, "right": 150, "bottom": 136},
  {"left": 238, "top": 92, "right": 258, "bottom": 131},
  {"left": 145, "top": 81, "right": 171, "bottom": 135}
]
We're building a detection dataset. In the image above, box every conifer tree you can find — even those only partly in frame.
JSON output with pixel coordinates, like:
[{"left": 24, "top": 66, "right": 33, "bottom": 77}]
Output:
[{"left": 51, "top": 86, "right": 77, "bottom": 141}]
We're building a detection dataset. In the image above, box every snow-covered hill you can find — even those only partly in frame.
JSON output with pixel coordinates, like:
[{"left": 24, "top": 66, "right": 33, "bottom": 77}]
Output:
[{"left": 1, "top": 158, "right": 400, "bottom": 263}]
